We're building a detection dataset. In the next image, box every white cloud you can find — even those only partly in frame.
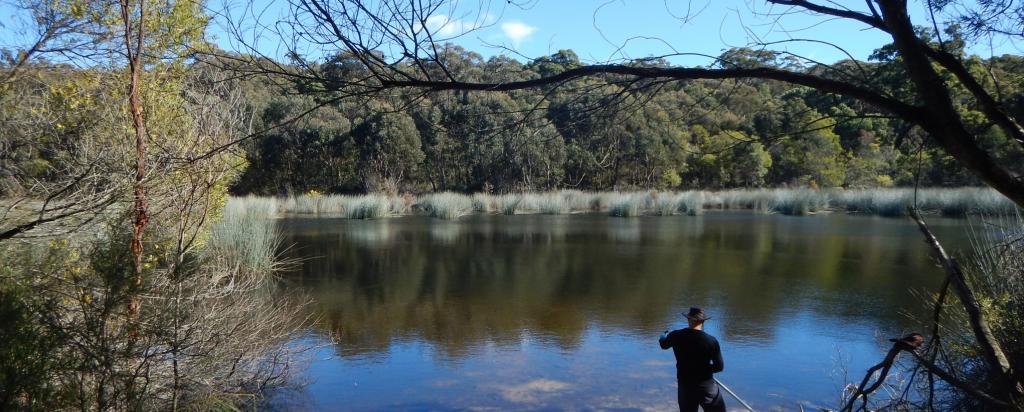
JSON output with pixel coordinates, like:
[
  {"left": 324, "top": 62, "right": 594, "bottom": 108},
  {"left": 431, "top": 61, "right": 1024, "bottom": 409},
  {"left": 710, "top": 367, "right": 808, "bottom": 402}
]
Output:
[
  {"left": 499, "top": 379, "right": 570, "bottom": 403},
  {"left": 500, "top": 21, "right": 537, "bottom": 46}
]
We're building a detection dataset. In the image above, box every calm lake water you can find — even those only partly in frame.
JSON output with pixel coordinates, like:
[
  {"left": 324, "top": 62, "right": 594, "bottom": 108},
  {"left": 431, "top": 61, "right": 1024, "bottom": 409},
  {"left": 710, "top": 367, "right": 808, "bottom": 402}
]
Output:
[{"left": 275, "top": 212, "right": 973, "bottom": 411}]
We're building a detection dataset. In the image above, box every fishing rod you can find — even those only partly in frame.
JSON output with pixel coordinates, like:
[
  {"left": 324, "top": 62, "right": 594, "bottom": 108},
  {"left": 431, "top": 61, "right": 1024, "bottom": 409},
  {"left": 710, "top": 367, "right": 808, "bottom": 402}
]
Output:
[{"left": 715, "top": 378, "right": 756, "bottom": 412}]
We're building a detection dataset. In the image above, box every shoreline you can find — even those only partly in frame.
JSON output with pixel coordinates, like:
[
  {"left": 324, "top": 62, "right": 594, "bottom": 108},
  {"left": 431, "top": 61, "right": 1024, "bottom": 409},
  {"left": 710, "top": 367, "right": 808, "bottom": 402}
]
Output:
[{"left": 227, "top": 187, "right": 1019, "bottom": 220}]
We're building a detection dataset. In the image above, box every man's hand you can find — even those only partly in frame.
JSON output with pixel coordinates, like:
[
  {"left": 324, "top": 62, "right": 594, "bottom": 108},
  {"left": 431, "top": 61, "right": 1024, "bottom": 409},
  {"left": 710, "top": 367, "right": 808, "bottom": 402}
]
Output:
[{"left": 659, "top": 330, "right": 672, "bottom": 349}]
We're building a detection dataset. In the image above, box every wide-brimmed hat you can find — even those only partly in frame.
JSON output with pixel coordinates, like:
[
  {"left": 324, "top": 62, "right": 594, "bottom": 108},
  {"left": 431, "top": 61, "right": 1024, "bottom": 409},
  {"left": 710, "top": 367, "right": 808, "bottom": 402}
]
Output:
[{"left": 684, "top": 307, "right": 711, "bottom": 321}]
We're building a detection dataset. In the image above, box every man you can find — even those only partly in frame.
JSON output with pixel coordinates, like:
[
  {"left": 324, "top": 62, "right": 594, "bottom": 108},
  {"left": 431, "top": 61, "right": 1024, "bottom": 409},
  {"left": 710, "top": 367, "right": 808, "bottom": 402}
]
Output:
[{"left": 659, "top": 307, "right": 725, "bottom": 412}]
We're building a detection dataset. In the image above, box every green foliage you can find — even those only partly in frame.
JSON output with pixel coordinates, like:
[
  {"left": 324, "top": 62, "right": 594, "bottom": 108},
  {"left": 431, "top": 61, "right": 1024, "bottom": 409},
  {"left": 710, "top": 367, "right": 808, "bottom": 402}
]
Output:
[
  {"left": 767, "top": 101, "right": 848, "bottom": 188},
  {"left": 932, "top": 217, "right": 1024, "bottom": 410},
  {"left": 352, "top": 111, "right": 425, "bottom": 191},
  {"left": 221, "top": 47, "right": 1024, "bottom": 195},
  {"left": 232, "top": 96, "right": 358, "bottom": 195},
  {"left": 845, "top": 140, "right": 898, "bottom": 188},
  {"left": 0, "top": 260, "right": 62, "bottom": 410},
  {"left": 683, "top": 129, "right": 770, "bottom": 188}
]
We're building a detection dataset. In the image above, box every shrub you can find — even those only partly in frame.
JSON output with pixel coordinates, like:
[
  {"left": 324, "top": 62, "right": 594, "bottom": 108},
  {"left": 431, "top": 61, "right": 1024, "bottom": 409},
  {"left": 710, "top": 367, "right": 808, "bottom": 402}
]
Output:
[{"left": 924, "top": 217, "right": 1024, "bottom": 410}]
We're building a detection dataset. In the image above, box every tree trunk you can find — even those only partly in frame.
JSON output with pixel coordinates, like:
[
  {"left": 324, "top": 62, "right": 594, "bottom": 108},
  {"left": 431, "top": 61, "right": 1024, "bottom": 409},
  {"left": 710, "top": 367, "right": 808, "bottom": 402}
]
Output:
[
  {"left": 874, "top": 1, "right": 1024, "bottom": 207},
  {"left": 120, "top": 0, "right": 147, "bottom": 314}
]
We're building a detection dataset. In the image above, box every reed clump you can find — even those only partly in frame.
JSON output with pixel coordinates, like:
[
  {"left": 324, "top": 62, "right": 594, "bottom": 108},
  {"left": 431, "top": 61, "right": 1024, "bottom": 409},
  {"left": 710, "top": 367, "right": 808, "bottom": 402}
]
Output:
[
  {"left": 607, "top": 193, "right": 647, "bottom": 217},
  {"left": 209, "top": 197, "right": 281, "bottom": 274},
  {"left": 419, "top": 192, "right": 473, "bottom": 219},
  {"left": 496, "top": 193, "right": 523, "bottom": 215},
  {"left": 347, "top": 194, "right": 392, "bottom": 219},
  {"left": 536, "top": 192, "right": 571, "bottom": 214},
  {"left": 769, "top": 189, "right": 830, "bottom": 216},
  {"left": 236, "top": 187, "right": 1014, "bottom": 220},
  {"left": 678, "top": 191, "right": 706, "bottom": 216}
]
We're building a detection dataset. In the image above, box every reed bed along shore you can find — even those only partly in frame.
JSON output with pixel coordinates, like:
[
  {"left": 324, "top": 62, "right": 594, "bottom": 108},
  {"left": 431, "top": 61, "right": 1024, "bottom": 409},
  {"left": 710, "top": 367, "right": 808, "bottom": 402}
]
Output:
[{"left": 230, "top": 187, "right": 1018, "bottom": 220}]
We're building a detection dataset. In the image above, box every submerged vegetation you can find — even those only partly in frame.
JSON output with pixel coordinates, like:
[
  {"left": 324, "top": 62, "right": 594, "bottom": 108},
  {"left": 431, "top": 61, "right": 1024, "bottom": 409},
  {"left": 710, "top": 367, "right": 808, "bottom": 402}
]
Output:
[{"left": 237, "top": 187, "right": 1017, "bottom": 220}]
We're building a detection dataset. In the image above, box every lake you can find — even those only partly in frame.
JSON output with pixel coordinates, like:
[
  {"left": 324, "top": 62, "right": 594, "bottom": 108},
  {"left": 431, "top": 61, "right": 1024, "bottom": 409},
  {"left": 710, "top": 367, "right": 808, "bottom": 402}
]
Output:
[{"left": 275, "top": 212, "right": 973, "bottom": 411}]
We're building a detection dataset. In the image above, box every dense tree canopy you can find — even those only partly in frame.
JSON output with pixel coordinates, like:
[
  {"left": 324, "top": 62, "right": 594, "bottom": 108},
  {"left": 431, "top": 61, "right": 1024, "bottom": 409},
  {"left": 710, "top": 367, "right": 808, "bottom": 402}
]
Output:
[{"left": 216, "top": 45, "right": 1024, "bottom": 195}]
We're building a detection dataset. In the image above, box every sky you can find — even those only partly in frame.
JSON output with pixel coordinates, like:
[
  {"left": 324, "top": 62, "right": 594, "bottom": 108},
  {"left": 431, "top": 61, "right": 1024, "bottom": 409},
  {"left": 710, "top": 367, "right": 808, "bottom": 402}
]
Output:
[
  {"left": 208, "top": 0, "right": 1024, "bottom": 66},
  {"left": 3, "top": 0, "right": 1023, "bottom": 66},
  {"left": 385, "top": 0, "right": 904, "bottom": 65}
]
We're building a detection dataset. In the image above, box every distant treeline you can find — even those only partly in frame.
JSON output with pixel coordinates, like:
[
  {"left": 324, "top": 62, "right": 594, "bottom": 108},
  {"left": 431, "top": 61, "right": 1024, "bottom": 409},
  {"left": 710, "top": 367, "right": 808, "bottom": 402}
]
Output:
[
  {"left": 226, "top": 46, "right": 1024, "bottom": 195},
  {"left": 7, "top": 46, "right": 1022, "bottom": 197}
]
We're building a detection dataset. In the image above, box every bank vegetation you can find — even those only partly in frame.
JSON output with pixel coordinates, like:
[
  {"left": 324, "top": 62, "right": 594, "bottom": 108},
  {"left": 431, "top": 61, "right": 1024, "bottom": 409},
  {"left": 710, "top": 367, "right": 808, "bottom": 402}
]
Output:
[{"left": 232, "top": 187, "right": 1017, "bottom": 220}]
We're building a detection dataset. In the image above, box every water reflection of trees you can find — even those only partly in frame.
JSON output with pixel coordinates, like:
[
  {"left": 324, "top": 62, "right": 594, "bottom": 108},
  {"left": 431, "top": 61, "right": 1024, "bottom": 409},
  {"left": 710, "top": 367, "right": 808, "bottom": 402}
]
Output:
[{"left": 279, "top": 214, "right": 964, "bottom": 360}]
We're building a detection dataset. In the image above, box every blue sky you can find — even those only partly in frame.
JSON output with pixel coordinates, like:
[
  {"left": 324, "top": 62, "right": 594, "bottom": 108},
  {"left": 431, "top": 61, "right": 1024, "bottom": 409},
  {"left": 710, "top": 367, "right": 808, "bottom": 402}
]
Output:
[
  {"left": 401, "top": 0, "right": 903, "bottom": 65},
  {"left": 414, "top": 0, "right": 1023, "bottom": 64},
  {"left": 204, "top": 0, "right": 1023, "bottom": 66},
  {"left": 3, "top": 0, "right": 1022, "bottom": 66}
]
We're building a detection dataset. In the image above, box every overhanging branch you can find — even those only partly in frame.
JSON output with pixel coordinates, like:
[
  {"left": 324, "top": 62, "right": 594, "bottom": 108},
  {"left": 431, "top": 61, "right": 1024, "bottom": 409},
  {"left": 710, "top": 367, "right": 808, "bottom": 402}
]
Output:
[{"left": 372, "top": 65, "right": 925, "bottom": 125}]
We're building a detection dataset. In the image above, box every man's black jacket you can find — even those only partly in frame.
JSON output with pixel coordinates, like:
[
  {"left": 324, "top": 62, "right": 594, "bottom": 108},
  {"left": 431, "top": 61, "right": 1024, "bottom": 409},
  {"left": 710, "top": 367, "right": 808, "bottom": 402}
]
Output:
[{"left": 659, "top": 328, "right": 724, "bottom": 384}]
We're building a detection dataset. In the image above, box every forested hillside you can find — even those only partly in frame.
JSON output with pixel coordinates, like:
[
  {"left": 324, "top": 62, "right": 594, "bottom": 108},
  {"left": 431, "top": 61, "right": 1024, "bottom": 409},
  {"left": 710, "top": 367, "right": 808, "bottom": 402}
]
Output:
[
  {"left": 5, "top": 46, "right": 1024, "bottom": 198},
  {"left": 223, "top": 46, "right": 1024, "bottom": 195}
]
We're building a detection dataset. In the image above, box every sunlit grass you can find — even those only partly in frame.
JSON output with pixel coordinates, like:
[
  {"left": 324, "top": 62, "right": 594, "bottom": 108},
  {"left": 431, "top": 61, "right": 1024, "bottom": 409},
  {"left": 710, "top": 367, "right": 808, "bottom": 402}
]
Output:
[
  {"left": 316, "top": 195, "right": 349, "bottom": 216},
  {"left": 536, "top": 192, "right": 571, "bottom": 215},
  {"left": 608, "top": 193, "right": 646, "bottom": 217},
  {"left": 472, "top": 193, "right": 495, "bottom": 213},
  {"left": 347, "top": 194, "right": 392, "bottom": 219},
  {"left": 714, "top": 189, "right": 777, "bottom": 213},
  {"left": 418, "top": 192, "right": 473, "bottom": 219},
  {"left": 233, "top": 187, "right": 1015, "bottom": 220},
  {"left": 208, "top": 196, "right": 280, "bottom": 274},
  {"left": 769, "top": 189, "right": 830, "bottom": 216},
  {"left": 830, "top": 188, "right": 1017, "bottom": 217},
  {"left": 651, "top": 193, "right": 682, "bottom": 216},
  {"left": 496, "top": 194, "right": 523, "bottom": 215},
  {"left": 678, "top": 191, "right": 706, "bottom": 216}
]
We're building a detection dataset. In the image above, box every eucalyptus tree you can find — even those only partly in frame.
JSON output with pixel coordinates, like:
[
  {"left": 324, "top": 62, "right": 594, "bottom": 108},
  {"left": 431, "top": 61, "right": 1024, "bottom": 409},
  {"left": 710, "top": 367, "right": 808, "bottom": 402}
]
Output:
[{"left": 351, "top": 109, "right": 425, "bottom": 192}]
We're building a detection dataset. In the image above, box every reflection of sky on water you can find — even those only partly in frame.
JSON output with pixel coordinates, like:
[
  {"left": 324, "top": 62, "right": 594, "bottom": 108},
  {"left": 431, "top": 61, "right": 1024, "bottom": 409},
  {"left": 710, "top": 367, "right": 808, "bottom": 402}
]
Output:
[
  {"left": 292, "top": 313, "right": 889, "bottom": 411},
  {"left": 276, "top": 212, "right": 974, "bottom": 410}
]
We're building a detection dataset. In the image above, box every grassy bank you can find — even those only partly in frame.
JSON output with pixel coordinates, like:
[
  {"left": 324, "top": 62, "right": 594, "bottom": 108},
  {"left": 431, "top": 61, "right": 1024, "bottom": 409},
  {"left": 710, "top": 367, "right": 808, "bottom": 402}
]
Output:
[{"left": 231, "top": 187, "right": 1018, "bottom": 220}]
